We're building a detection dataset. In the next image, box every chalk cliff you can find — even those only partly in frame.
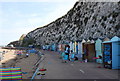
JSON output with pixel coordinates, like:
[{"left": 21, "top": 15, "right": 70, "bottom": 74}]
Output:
[{"left": 23, "top": 1, "right": 120, "bottom": 46}]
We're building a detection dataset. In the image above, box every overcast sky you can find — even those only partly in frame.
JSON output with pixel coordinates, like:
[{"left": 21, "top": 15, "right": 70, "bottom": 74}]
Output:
[{"left": 0, "top": 0, "right": 78, "bottom": 46}]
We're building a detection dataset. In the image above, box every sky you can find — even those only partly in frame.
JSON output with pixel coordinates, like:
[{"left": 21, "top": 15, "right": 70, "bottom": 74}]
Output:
[{"left": 0, "top": 0, "right": 78, "bottom": 46}]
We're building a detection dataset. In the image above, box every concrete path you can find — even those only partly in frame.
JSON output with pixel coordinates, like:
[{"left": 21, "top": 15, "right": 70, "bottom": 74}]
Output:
[{"left": 35, "top": 50, "right": 119, "bottom": 79}]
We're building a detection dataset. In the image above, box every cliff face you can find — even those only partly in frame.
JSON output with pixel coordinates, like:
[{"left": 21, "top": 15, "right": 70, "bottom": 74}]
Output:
[{"left": 24, "top": 1, "right": 120, "bottom": 46}]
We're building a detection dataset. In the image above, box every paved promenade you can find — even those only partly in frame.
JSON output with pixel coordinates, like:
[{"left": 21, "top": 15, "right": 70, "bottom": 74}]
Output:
[{"left": 35, "top": 50, "right": 119, "bottom": 79}]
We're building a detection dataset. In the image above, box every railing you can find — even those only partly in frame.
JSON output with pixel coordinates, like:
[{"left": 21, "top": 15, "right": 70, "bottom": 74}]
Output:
[{"left": 30, "top": 53, "right": 45, "bottom": 81}]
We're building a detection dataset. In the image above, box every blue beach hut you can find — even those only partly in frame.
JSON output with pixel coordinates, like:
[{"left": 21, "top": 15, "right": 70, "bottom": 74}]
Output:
[
  {"left": 46, "top": 45, "right": 50, "bottom": 50},
  {"left": 74, "top": 40, "right": 82, "bottom": 59},
  {"left": 77, "top": 41, "right": 82, "bottom": 59},
  {"left": 95, "top": 38, "right": 103, "bottom": 63},
  {"left": 50, "top": 43, "right": 55, "bottom": 51},
  {"left": 103, "top": 36, "right": 120, "bottom": 69}
]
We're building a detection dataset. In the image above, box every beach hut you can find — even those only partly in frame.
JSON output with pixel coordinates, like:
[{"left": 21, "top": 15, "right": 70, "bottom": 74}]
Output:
[
  {"left": 46, "top": 45, "right": 50, "bottom": 50},
  {"left": 72, "top": 41, "right": 75, "bottom": 52},
  {"left": 51, "top": 43, "right": 58, "bottom": 51},
  {"left": 77, "top": 40, "right": 82, "bottom": 59},
  {"left": 59, "top": 44, "right": 65, "bottom": 52},
  {"left": 58, "top": 44, "right": 61, "bottom": 52},
  {"left": 72, "top": 41, "right": 77, "bottom": 54},
  {"left": 52, "top": 44, "right": 55, "bottom": 51},
  {"left": 69, "top": 41, "right": 73, "bottom": 53},
  {"left": 42, "top": 45, "right": 45, "bottom": 50},
  {"left": 95, "top": 38, "right": 103, "bottom": 63},
  {"left": 78, "top": 42, "right": 81, "bottom": 55},
  {"left": 74, "top": 41, "right": 78, "bottom": 54},
  {"left": 63, "top": 44, "right": 66, "bottom": 51},
  {"left": 72, "top": 41, "right": 81, "bottom": 59},
  {"left": 51, "top": 43, "right": 55, "bottom": 51},
  {"left": 80, "top": 39, "right": 86, "bottom": 60},
  {"left": 83, "top": 39, "right": 96, "bottom": 62},
  {"left": 103, "top": 36, "right": 120, "bottom": 69}
]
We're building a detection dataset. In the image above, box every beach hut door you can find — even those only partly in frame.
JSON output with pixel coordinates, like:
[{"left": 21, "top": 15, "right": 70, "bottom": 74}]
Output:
[
  {"left": 103, "top": 43, "right": 112, "bottom": 69},
  {"left": 112, "top": 42, "right": 120, "bottom": 69}
]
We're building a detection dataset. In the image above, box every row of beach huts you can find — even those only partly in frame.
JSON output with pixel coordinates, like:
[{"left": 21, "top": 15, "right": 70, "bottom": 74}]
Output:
[{"left": 42, "top": 36, "right": 120, "bottom": 69}]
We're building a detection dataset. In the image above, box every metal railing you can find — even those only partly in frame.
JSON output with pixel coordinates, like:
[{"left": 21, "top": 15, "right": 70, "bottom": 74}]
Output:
[{"left": 30, "top": 53, "right": 45, "bottom": 81}]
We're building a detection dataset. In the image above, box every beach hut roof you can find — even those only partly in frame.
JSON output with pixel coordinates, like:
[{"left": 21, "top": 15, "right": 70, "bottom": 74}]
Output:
[
  {"left": 103, "top": 36, "right": 120, "bottom": 43},
  {"left": 91, "top": 40, "right": 95, "bottom": 43},
  {"left": 96, "top": 38, "right": 102, "bottom": 42},
  {"left": 98, "top": 37, "right": 104, "bottom": 41},
  {"left": 111, "top": 36, "right": 120, "bottom": 42},
  {"left": 103, "top": 37, "right": 110, "bottom": 41},
  {"left": 64, "top": 42, "right": 69, "bottom": 44},
  {"left": 76, "top": 40, "right": 82, "bottom": 42},
  {"left": 82, "top": 39, "right": 86, "bottom": 43},
  {"left": 87, "top": 39, "right": 91, "bottom": 42},
  {"left": 92, "top": 37, "right": 104, "bottom": 41},
  {"left": 93, "top": 38, "right": 98, "bottom": 41},
  {"left": 72, "top": 41, "right": 74, "bottom": 43},
  {"left": 69, "top": 42, "right": 73, "bottom": 44}
]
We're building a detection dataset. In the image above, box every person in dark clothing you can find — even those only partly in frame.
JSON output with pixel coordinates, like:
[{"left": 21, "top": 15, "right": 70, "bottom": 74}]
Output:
[{"left": 65, "top": 45, "right": 70, "bottom": 61}]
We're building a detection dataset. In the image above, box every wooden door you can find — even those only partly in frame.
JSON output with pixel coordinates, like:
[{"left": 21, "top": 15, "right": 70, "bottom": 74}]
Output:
[{"left": 88, "top": 44, "right": 96, "bottom": 62}]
